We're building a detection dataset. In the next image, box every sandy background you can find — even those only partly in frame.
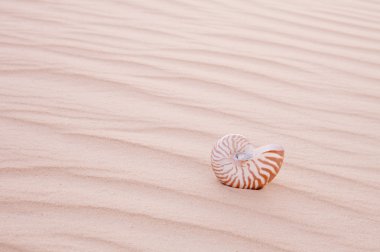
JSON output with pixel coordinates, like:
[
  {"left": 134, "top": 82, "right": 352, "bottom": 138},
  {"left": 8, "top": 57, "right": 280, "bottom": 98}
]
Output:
[{"left": 1, "top": 0, "right": 380, "bottom": 251}]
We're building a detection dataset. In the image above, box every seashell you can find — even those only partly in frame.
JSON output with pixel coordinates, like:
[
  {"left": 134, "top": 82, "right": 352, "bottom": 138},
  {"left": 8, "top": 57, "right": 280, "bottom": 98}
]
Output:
[{"left": 211, "top": 134, "right": 284, "bottom": 190}]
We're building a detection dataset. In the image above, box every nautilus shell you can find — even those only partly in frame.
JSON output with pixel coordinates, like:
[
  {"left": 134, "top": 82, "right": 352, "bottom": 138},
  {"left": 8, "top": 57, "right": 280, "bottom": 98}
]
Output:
[{"left": 211, "top": 134, "right": 285, "bottom": 190}]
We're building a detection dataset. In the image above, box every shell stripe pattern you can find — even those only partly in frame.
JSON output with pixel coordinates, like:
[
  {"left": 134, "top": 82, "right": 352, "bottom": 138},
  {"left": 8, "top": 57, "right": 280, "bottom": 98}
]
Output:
[{"left": 211, "top": 134, "right": 284, "bottom": 189}]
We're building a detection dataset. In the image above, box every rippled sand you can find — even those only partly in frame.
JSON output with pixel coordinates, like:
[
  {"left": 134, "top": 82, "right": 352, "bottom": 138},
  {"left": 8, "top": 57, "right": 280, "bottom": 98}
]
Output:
[{"left": 1, "top": 0, "right": 379, "bottom": 251}]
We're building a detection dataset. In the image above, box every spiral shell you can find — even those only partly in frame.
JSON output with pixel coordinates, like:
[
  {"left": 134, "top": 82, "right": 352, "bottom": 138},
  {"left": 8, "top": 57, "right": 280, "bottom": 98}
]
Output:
[{"left": 211, "top": 134, "right": 285, "bottom": 189}]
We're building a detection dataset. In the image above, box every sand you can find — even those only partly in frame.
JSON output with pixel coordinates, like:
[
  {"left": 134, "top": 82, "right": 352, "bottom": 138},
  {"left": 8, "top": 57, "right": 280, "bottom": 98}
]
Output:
[{"left": 0, "top": 0, "right": 379, "bottom": 251}]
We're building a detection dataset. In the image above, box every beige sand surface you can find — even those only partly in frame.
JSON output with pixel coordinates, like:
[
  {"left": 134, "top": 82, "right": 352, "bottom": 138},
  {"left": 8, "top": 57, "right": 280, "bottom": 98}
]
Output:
[{"left": 1, "top": 0, "right": 380, "bottom": 251}]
